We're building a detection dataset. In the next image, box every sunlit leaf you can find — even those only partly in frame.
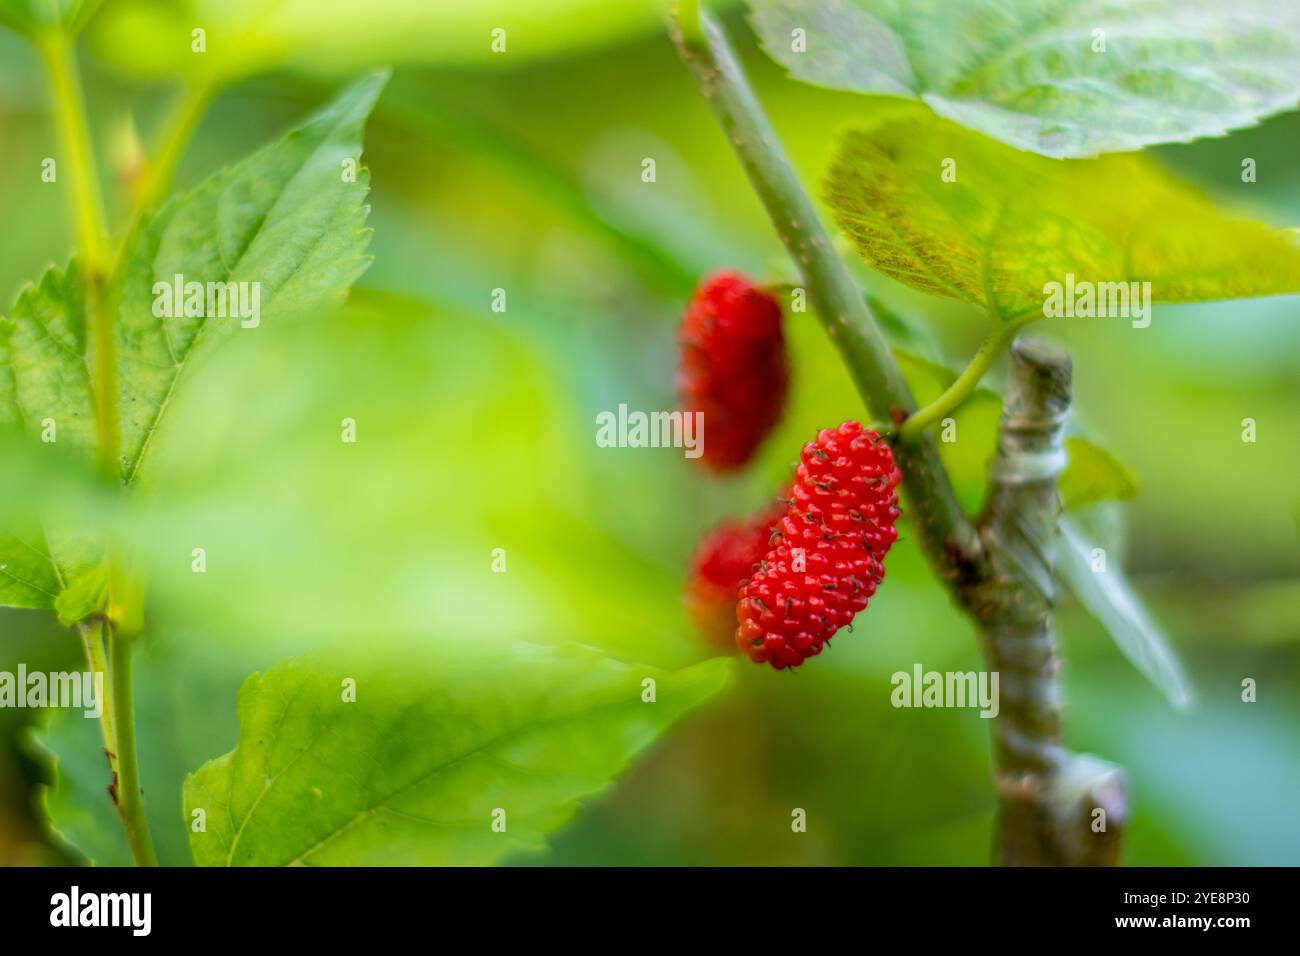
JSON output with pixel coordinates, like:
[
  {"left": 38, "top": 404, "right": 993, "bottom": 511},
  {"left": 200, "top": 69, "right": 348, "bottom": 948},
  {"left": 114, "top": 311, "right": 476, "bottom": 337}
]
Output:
[
  {"left": 824, "top": 114, "right": 1300, "bottom": 323},
  {"left": 0, "top": 425, "right": 119, "bottom": 609},
  {"left": 750, "top": 0, "right": 1300, "bottom": 157}
]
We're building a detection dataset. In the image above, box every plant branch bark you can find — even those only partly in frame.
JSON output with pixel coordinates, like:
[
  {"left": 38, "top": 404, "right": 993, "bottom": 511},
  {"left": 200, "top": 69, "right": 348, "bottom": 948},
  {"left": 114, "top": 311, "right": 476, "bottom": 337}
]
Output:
[
  {"left": 671, "top": 8, "right": 1123, "bottom": 866},
  {"left": 968, "top": 338, "right": 1126, "bottom": 865}
]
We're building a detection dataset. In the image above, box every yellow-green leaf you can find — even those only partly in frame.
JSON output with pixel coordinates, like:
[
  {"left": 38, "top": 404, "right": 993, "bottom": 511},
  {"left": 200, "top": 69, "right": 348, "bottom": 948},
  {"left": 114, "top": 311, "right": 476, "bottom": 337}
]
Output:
[
  {"left": 1061, "top": 437, "right": 1138, "bottom": 510},
  {"left": 824, "top": 115, "right": 1300, "bottom": 324}
]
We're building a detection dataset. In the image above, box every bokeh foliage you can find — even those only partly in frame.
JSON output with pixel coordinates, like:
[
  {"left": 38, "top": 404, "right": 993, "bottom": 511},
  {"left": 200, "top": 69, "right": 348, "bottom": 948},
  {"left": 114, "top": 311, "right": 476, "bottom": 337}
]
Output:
[{"left": 0, "top": 2, "right": 1297, "bottom": 864}]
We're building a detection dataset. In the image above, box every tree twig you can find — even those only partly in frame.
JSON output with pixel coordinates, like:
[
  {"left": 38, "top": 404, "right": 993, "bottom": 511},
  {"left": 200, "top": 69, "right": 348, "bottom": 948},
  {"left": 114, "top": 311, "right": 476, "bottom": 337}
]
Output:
[{"left": 971, "top": 337, "right": 1126, "bottom": 865}]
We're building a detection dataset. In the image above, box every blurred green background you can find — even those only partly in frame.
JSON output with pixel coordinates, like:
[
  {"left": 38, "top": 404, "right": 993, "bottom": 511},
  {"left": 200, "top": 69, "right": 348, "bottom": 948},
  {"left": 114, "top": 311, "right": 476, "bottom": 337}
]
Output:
[{"left": 1, "top": 2, "right": 1297, "bottom": 865}]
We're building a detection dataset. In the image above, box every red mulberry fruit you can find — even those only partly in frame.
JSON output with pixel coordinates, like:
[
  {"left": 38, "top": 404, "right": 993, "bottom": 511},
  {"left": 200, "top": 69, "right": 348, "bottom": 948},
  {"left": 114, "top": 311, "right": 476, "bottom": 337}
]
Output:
[
  {"left": 736, "top": 421, "right": 901, "bottom": 669},
  {"left": 678, "top": 271, "right": 788, "bottom": 472},
  {"left": 685, "top": 502, "right": 785, "bottom": 649}
]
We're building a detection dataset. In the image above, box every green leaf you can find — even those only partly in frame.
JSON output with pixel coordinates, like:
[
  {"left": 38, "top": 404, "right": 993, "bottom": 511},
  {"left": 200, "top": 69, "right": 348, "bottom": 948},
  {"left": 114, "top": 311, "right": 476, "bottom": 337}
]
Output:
[
  {"left": 1058, "top": 516, "right": 1193, "bottom": 709},
  {"left": 0, "top": 267, "right": 102, "bottom": 604},
  {"left": 90, "top": 0, "right": 664, "bottom": 84},
  {"left": 118, "top": 291, "right": 701, "bottom": 666},
  {"left": 117, "top": 70, "right": 386, "bottom": 487},
  {"left": 0, "top": 73, "right": 387, "bottom": 611},
  {"left": 0, "top": 424, "right": 117, "bottom": 609},
  {"left": 1, "top": 266, "right": 95, "bottom": 459},
  {"left": 1061, "top": 437, "right": 1138, "bottom": 510},
  {"left": 52, "top": 562, "right": 107, "bottom": 625},
  {"left": 823, "top": 114, "right": 1300, "bottom": 323},
  {"left": 750, "top": 0, "right": 1300, "bottom": 157},
  {"left": 0, "top": 421, "right": 124, "bottom": 610},
  {"left": 0, "top": 529, "right": 62, "bottom": 608},
  {"left": 184, "top": 644, "right": 733, "bottom": 866}
]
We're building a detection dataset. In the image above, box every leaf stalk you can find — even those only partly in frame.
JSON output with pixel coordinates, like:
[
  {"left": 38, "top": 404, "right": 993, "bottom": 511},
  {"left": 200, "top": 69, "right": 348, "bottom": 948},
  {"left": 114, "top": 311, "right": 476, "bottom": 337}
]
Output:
[
  {"left": 900, "top": 318, "right": 1028, "bottom": 441},
  {"left": 129, "top": 80, "right": 213, "bottom": 226}
]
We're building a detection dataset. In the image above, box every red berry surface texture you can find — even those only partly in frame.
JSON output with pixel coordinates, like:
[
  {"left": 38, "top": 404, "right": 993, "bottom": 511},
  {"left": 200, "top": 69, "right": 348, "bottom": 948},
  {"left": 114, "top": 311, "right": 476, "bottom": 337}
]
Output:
[
  {"left": 678, "top": 271, "right": 788, "bottom": 472},
  {"left": 736, "top": 421, "right": 901, "bottom": 669}
]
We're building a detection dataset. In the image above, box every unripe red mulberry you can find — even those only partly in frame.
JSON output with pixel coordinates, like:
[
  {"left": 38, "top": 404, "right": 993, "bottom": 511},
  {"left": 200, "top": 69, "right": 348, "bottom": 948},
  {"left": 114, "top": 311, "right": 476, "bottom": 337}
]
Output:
[
  {"left": 685, "top": 503, "right": 784, "bottom": 649},
  {"left": 678, "top": 271, "right": 788, "bottom": 472},
  {"left": 736, "top": 421, "right": 901, "bottom": 669}
]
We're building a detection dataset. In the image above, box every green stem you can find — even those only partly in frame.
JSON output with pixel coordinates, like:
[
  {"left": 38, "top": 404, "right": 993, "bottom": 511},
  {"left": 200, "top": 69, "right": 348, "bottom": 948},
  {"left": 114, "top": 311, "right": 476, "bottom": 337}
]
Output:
[
  {"left": 40, "top": 29, "right": 162, "bottom": 869},
  {"left": 77, "top": 620, "right": 116, "bottom": 758},
  {"left": 900, "top": 320, "right": 1026, "bottom": 441},
  {"left": 37, "top": 32, "right": 109, "bottom": 271},
  {"left": 678, "top": 0, "right": 706, "bottom": 50},
  {"left": 129, "top": 81, "right": 212, "bottom": 226},
  {"left": 108, "top": 629, "right": 157, "bottom": 867},
  {"left": 671, "top": 11, "right": 985, "bottom": 581},
  {"left": 38, "top": 32, "right": 118, "bottom": 480}
]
